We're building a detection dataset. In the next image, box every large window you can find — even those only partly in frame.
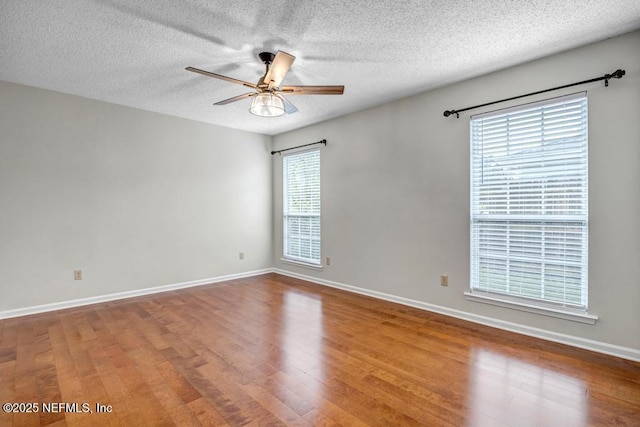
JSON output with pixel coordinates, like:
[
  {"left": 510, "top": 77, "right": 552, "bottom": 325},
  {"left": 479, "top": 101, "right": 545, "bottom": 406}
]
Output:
[
  {"left": 283, "top": 149, "right": 321, "bottom": 265},
  {"left": 470, "top": 93, "right": 589, "bottom": 314}
]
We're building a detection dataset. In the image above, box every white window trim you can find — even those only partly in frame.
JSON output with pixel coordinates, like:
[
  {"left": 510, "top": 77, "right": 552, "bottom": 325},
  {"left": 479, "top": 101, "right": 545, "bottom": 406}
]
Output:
[
  {"left": 280, "top": 257, "right": 324, "bottom": 270},
  {"left": 464, "top": 291, "right": 598, "bottom": 324},
  {"left": 282, "top": 148, "right": 322, "bottom": 267},
  {"left": 468, "top": 92, "right": 593, "bottom": 321}
]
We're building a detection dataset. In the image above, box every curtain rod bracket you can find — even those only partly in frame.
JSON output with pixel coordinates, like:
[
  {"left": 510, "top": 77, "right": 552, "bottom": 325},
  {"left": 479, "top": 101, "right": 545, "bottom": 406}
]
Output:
[{"left": 443, "top": 68, "right": 625, "bottom": 118}]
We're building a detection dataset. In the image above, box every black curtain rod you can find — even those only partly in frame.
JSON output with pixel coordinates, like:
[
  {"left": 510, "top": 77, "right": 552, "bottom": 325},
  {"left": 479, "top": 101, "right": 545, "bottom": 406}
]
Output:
[
  {"left": 443, "top": 69, "right": 625, "bottom": 118},
  {"left": 271, "top": 139, "right": 327, "bottom": 155}
]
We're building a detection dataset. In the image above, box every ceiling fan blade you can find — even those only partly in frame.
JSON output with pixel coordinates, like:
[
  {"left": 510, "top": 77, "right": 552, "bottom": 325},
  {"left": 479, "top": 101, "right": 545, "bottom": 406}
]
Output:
[
  {"left": 264, "top": 51, "right": 295, "bottom": 89},
  {"left": 280, "top": 85, "right": 344, "bottom": 95},
  {"left": 280, "top": 95, "right": 298, "bottom": 114},
  {"left": 186, "top": 67, "right": 257, "bottom": 89},
  {"left": 213, "top": 92, "right": 256, "bottom": 105}
]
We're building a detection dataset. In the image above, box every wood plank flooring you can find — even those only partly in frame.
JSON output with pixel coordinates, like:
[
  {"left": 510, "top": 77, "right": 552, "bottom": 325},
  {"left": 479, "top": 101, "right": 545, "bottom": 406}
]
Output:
[{"left": 1, "top": 273, "right": 639, "bottom": 426}]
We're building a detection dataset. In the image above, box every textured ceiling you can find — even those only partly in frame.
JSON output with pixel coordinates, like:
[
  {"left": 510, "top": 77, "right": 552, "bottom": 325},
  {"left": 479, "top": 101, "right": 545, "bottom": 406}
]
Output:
[{"left": 1, "top": 1, "right": 640, "bottom": 136}]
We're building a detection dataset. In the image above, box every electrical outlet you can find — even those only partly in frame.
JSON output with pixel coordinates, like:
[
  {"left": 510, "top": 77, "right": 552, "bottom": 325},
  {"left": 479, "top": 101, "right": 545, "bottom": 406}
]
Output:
[
  {"left": 326, "top": 256, "right": 331, "bottom": 266},
  {"left": 239, "top": 252, "right": 244, "bottom": 260},
  {"left": 74, "top": 270, "right": 83, "bottom": 280},
  {"left": 440, "top": 274, "right": 448, "bottom": 287}
]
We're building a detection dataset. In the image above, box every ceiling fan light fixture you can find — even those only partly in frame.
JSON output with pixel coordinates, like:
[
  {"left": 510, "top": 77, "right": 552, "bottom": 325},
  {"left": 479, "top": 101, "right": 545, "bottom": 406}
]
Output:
[{"left": 249, "top": 93, "right": 285, "bottom": 117}]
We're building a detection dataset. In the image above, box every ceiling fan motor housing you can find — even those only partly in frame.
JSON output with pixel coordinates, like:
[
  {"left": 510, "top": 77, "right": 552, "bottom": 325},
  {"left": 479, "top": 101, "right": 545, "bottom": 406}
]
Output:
[{"left": 258, "top": 52, "right": 276, "bottom": 65}]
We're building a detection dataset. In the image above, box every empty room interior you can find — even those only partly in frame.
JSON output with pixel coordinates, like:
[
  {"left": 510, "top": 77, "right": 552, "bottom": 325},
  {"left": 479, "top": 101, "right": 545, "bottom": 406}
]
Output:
[{"left": 1, "top": 1, "right": 640, "bottom": 426}]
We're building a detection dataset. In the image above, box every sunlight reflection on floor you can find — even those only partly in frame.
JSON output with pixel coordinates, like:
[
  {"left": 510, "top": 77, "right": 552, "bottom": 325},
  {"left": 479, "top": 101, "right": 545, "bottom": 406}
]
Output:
[
  {"left": 281, "top": 291, "right": 326, "bottom": 393},
  {"left": 467, "top": 348, "right": 587, "bottom": 427}
]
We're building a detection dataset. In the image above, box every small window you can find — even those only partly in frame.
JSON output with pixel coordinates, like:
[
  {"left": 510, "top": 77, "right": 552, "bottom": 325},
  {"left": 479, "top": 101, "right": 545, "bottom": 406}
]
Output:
[
  {"left": 283, "top": 149, "right": 321, "bottom": 265},
  {"left": 470, "top": 93, "right": 589, "bottom": 314}
]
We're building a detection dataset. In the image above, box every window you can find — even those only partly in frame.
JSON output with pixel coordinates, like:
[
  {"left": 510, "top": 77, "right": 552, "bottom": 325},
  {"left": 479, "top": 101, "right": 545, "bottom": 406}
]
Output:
[
  {"left": 469, "top": 93, "right": 589, "bottom": 315},
  {"left": 283, "top": 149, "right": 321, "bottom": 266}
]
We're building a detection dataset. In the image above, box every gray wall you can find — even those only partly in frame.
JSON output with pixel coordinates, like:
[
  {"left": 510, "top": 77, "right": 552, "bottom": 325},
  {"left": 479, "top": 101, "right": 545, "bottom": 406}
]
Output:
[
  {"left": 0, "top": 81, "right": 273, "bottom": 311},
  {"left": 272, "top": 31, "right": 640, "bottom": 351}
]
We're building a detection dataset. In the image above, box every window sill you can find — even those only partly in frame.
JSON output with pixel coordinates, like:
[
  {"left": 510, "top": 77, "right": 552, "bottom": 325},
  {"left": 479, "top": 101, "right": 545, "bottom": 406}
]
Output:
[
  {"left": 464, "top": 291, "right": 598, "bottom": 325},
  {"left": 280, "top": 258, "right": 324, "bottom": 271}
]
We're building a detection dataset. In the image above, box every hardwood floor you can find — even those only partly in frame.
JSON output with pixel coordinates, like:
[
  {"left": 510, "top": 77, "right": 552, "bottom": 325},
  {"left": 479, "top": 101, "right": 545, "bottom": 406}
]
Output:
[{"left": 1, "top": 273, "right": 639, "bottom": 426}]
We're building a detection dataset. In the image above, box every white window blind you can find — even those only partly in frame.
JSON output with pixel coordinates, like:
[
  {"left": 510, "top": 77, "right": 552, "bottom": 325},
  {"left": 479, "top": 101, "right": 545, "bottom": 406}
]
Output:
[
  {"left": 283, "top": 149, "right": 321, "bottom": 265},
  {"left": 470, "top": 93, "right": 588, "bottom": 312}
]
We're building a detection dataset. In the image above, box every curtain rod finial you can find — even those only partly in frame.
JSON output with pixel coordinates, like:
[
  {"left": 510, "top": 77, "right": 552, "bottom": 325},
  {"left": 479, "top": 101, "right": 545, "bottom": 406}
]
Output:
[{"left": 614, "top": 69, "right": 625, "bottom": 78}]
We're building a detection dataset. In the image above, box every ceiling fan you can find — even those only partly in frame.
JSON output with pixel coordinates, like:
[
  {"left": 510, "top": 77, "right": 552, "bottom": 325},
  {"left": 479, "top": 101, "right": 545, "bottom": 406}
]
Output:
[{"left": 186, "top": 50, "right": 344, "bottom": 117}]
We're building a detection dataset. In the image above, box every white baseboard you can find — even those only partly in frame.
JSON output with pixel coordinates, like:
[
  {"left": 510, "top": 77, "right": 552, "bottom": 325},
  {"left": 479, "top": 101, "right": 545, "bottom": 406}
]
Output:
[
  {"left": 0, "top": 269, "right": 273, "bottom": 320},
  {"left": 273, "top": 268, "right": 640, "bottom": 363}
]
